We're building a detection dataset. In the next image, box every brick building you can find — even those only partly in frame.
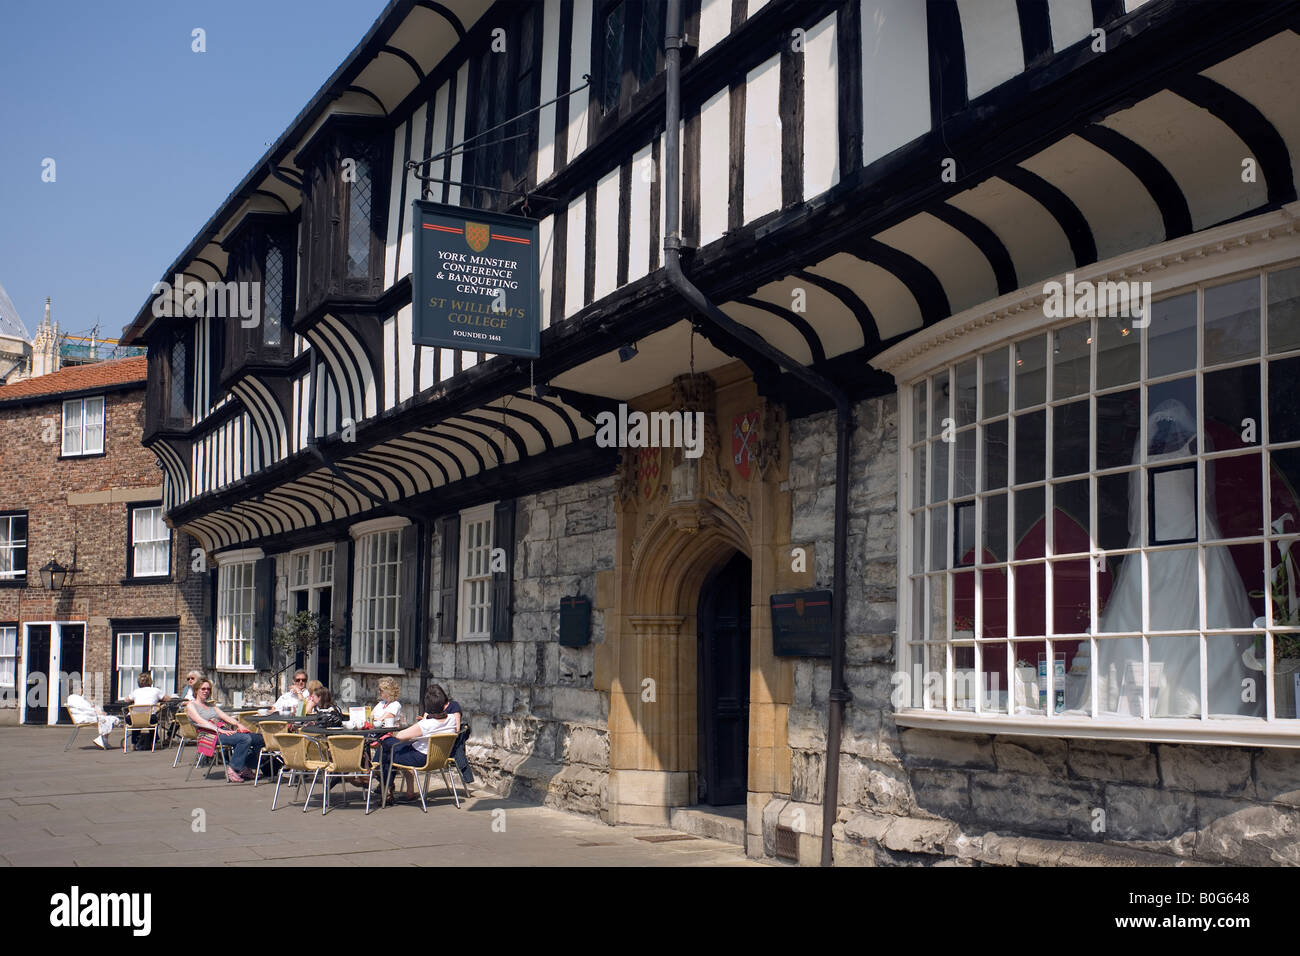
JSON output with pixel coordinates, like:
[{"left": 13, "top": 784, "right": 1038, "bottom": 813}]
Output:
[{"left": 0, "top": 357, "right": 205, "bottom": 725}]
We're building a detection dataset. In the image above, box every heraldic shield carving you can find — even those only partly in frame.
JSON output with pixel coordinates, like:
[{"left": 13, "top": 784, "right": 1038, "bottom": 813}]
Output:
[
  {"left": 465, "top": 222, "right": 491, "bottom": 252},
  {"left": 733, "top": 410, "right": 759, "bottom": 480}
]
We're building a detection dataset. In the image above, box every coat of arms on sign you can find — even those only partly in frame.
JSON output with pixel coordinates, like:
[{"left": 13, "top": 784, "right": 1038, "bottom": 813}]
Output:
[
  {"left": 465, "top": 222, "right": 491, "bottom": 253},
  {"left": 733, "top": 410, "right": 759, "bottom": 480},
  {"left": 637, "top": 447, "right": 660, "bottom": 499}
]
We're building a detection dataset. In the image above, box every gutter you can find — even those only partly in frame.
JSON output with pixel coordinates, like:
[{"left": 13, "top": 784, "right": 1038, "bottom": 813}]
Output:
[{"left": 662, "top": 0, "right": 851, "bottom": 868}]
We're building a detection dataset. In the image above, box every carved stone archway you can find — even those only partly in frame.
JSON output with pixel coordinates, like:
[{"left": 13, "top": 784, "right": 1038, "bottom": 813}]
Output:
[{"left": 595, "top": 367, "right": 800, "bottom": 844}]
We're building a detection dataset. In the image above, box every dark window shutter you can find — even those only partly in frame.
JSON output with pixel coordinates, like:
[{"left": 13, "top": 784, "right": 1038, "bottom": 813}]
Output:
[
  {"left": 332, "top": 540, "right": 352, "bottom": 668},
  {"left": 253, "top": 557, "right": 275, "bottom": 671},
  {"left": 491, "top": 499, "right": 516, "bottom": 642},
  {"left": 437, "top": 514, "right": 460, "bottom": 643},
  {"left": 109, "top": 631, "right": 120, "bottom": 700},
  {"left": 203, "top": 569, "right": 217, "bottom": 669},
  {"left": 398, "top": 523, "right": 421, "bottom": 669}
]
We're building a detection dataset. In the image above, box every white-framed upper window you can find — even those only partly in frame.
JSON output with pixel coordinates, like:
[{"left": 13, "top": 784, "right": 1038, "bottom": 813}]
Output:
[
  {"left": 0, "top": 512, "right": 27, "bottom": 581},
  {"left": 216, "top": 561, "right": 256, "bottom": 670},
  {"left": 289, "top": 546, "right": 334, "bottom": 591},
  {"left": 352, "top": 526, "right": 403, "bottom": 668},
  {"left": 899, "top": 262, "right": 1300, "bottom": 738},
  {"left": 459, "top": 504, "right": 495, "bottom": 642},
  {"left": 129, "top": 505, "right": 170, "bottom": 577},
  {"left": 0, "top": 625, "right": 16, "bottom": 692},
  {"left": 62, "top": 396, "right": 105, "bottom": 456}
]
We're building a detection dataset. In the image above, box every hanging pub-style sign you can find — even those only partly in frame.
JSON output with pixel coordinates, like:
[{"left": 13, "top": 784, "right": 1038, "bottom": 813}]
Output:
[
  {"left": 770, "top": 590, "right": 833, "bottom": 658},
  {"left": 410, "top": 198, "right": 541, "bottom": 357}
]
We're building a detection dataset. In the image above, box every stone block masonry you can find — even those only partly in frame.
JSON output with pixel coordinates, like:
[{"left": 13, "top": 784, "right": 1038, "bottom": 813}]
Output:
[
  {"left": 781, "top": 394, "right": 1300, "bottom": 866},
  {"left": 427, "top": 475, "right": 615, "bottom": 814}
]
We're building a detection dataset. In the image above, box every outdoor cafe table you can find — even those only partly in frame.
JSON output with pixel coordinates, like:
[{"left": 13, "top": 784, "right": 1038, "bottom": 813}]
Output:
[{"left": 298, "top": 724, "right": 411, "bottom": 809}]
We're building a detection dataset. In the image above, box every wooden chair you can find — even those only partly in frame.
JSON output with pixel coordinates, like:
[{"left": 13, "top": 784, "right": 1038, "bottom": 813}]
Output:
[
  {"left": 386, "top": 733, "right": 461, "bottom": 811},
  {"left": 64, "top": 706, "right": 102, "bottom": 751},
  {"left": 271, "top": 733, "right": 328, "bottom": 811},
  {"left": 123, "top": 704, "right": 162, "bottom": 753}
]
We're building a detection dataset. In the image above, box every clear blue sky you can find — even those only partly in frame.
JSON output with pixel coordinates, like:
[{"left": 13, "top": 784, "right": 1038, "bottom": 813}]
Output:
[{"left": 0, "top": 0, "right": 389, "bottom": 341}]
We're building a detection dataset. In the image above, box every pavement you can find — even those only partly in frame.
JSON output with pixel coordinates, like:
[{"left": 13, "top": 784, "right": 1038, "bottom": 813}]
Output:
[{"left": 0, "top": 726, "right": 761, "bottom": 867}]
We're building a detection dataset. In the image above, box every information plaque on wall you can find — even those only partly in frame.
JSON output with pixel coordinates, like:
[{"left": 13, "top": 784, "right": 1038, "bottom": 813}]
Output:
[
  {"left": 410, "top": 199, "right": 540, "bottom": 357},
  {"left": 770, "top": 590, "right": 833, "bottom": 658},
  {"left": 559, "top": 595, "right": 591, "bottom": 647}
]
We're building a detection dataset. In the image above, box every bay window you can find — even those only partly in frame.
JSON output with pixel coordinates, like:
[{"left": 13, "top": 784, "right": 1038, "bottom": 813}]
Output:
[{"left": 901, "top": 262, "right": 1300, "bottom": 734}]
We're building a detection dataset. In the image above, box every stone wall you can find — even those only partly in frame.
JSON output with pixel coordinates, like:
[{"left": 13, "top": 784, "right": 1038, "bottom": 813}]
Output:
[
  {"left": 426, "top": 475, "right": 615, "bottom": 814},
  {"left": 780, "top": 393, "right": 1300, "bottom": 866}
]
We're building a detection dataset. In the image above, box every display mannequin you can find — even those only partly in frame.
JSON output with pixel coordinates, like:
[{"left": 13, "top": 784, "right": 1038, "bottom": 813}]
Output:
[{"left": 1090, "top": 399, "right": 1255, "bottom": 716}]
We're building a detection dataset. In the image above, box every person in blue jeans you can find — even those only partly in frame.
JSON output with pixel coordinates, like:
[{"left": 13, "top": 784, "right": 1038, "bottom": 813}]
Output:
[
  {"left": 378, "top": 686, "right": 459, "bottom": 798},
  {"left": 423, "top": 684, "right": 474, "bottom": 785},
  {"left": 185, "top": 678, "right": 265, "bottom": 783}
]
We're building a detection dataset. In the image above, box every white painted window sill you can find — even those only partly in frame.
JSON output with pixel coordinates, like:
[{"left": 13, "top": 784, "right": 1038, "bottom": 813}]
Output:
[{"left": 894, "top": 710, "right": 1300, "bottom": 749}]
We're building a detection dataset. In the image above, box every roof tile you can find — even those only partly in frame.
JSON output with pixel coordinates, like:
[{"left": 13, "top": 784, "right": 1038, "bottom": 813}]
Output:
[{"left": 0, "top": 356, "right": 147, "bottom": 403}]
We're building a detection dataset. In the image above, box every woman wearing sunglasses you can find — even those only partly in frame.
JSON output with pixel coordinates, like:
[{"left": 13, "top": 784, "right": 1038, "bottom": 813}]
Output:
[{"left": 185, "top": 678, "right": 265, "bottom": 783}]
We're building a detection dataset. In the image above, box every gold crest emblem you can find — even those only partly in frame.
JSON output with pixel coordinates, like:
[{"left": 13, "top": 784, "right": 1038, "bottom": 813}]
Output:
[{"left": 465, "top": 222, "right": 491, "bottom": 253}]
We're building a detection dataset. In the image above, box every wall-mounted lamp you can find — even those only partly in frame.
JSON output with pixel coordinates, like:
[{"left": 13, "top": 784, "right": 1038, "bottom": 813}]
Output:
[
  {"left": 39, "top": 556, "right": 70, "bottom": 591},
  {"left": 618, "top": 343, "right": 639, "bottom": 363}
]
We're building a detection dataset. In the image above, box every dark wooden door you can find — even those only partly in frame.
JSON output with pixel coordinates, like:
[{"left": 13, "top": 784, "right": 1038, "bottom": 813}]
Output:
[
  {"left": 294, "top": 590, "right": 309, "bottom": 669},
  {"left": 697, "top": 553, "right": 751, "bottom": 806},
  {"left": 315, "top": 587, "right": 332, "bottom": 684},
  {"left": 56, "top": 624, "right": 84, "bottom": 724},
  {"left": 24, "top": 625, "right": 50, "bottom": 725}
]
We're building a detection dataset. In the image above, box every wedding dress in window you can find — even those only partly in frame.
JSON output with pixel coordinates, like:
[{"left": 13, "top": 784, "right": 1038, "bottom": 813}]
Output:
[{"left": 1083, "top": 399, "right": 1256, "bottom": 716}]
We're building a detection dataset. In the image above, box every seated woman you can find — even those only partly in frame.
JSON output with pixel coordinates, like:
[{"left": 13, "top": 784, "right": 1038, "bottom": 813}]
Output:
[
  {"left": 378, "top": 686, "right": 459, "bottom": 798},
  {"left": 273, "top": 670, "right": 309, "bottom": 714},
  {"left": 305, "top": 680, "right": 324, "bottom": 714},
  {"left": 180, "top": 671, "right": 201, "bottom": 700},
  {"left": 185, "top": 677, "right": 265, "bottom": 783},
  {"left": 371, "top": 676, "right": 403, "bottom": 726},
  {"left": 302, "top": 685, "right": 344, "bottom": 729},
  {"left": 67, "top": 692, "right": 119, "bottom": 750},
  {"left": 127, "top": 672, "right": 169, "bottom": 750}
]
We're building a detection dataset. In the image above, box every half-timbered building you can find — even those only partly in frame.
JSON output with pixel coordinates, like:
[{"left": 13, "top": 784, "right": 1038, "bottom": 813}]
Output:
[{"left": 123, "top": 0, "right": 1300, "bottom": 863}]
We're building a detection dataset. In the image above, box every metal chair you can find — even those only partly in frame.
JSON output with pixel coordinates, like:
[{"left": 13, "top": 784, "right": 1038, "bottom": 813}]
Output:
[
  {"left": 64, "top": 705, "right": 104, "bottom": 751},
  {"left": 123, "top": 704, "right": 161, "bottom": 753},
  {"left": 183, "top": 715, "right": 233, "bottom": 782},
  {"left": 172, "top": 710, "right": 199, "bottom": 767},
  {"left": 386, "top": 733, "right": 461, "bottom": 811},
  {"left": 253, "top": 721, "right": 289, "bottom": 787},
  {"left": 271, "top": 733, "right": 329, "bottom": 811},
  {"left": 305, "top": 735, "right": 375, "bottom": 815}
]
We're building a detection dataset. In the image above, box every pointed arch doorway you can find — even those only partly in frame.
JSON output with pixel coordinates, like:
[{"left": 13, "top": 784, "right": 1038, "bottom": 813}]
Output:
[{"left": 697, "top": 552, "right": 751, "bottom": 805}]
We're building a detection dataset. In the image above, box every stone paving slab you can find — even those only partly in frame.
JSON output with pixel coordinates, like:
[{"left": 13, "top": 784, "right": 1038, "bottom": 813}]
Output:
[{"left": 0, "top": 727, "right": 763, "bottom": 867}]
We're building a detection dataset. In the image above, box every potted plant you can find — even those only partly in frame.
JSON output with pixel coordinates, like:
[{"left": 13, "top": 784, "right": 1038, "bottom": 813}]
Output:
[
  {"left": 270, "top": 610, "right": 324, "bottom": 696},
  {"left": 953, "top": 614, "right": 975, "bottom": 641}
]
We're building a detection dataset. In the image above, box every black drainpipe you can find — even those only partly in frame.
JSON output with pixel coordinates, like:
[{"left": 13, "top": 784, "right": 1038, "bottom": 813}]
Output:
[{"left": 662, "top": 0, "right": 851, "bottom": 867}]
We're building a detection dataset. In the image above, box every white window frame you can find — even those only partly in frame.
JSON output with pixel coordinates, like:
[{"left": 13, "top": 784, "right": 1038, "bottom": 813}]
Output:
[
  {"left": 458, "top": 503, "right": 495, "bottom": 642},
  {"left": 0, "top": 512, "right": 26, "bottom": 581},
  {"left": 129, "top": 504, "right": 171, "bottom": 578},
  {"left": 349, "top": 518, "right": 407, "bottom": 670},
  {"left": 0, "top": 625, "right": 16, "bottom": 695},
  {"left": 875, "top": 213, "right": 1300, "bottom": 749},
  {"left": 115, "top": 632, "right": 145, "bottom": 698},
  {"left": 215, "top": 556, "right": 258, "bottom": 672},
  {"left": 62, "top": 396, "right": 105, "bottom": 456}
]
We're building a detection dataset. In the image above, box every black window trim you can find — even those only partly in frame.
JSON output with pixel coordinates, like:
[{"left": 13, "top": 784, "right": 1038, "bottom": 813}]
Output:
[
  {"left": 109, "top": 617, "right": 182, "bottom": 700},
  {"left": 123, "top": 501, "right": 173, "bottom": 585},
  {"left": 0, "top": 510, "right": 28, "bottom": 588}
]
